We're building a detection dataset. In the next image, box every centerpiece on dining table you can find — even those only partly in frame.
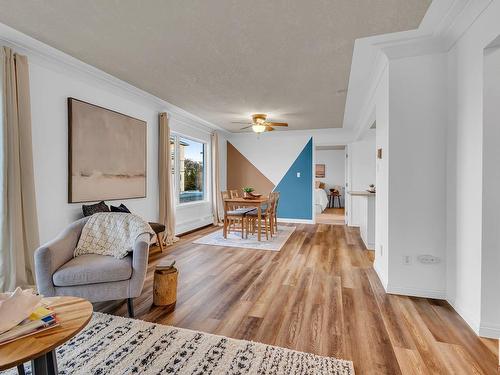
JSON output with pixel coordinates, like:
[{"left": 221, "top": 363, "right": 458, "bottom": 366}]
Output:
[{"left": 242, "top": 187, "right": 262, "bottom": 199}]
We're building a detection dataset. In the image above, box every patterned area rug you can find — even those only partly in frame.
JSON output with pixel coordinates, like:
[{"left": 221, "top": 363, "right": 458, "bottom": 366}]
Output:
[
  {"left": 3, "top": 313, "right": 354, "bottom": 374},
  {"left": 193, "top": 225, "right": 296, "bottom": 251}
]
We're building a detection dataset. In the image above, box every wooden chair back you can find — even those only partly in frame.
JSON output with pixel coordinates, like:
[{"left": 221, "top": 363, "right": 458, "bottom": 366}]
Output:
[
  {"left": 221, "top": 191, "right": 231, "bottom": 213},
  {"left": 229, "top": 189, "right": 240, "bottom": 198},
  {"left": 270, "top": 192, "right": 280, "bottom": 212},
  {"left": 265, "top": 192, "right": 276, "bottom": 216}
]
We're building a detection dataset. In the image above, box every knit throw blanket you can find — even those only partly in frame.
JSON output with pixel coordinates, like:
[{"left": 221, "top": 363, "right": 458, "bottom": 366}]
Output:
[{"left": 74, "top": 213, "right": 154, "bottom": 259}]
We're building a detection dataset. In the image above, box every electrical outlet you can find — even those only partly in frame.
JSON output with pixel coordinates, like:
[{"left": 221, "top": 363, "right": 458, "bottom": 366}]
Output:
[
  {"left": 403, "top": 255, "right": 412, "bottom": 265},
  {"left": 417, "top": 255, "right": 441, "bottom": 264},
  {"left": 296, "top": 172, "right": 301, "bottom": 178}
]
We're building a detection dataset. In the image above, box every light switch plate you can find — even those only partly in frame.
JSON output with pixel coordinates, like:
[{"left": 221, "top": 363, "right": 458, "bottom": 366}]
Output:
[{"left": 296, "top": 172, "right": 301, "bottom": 178}]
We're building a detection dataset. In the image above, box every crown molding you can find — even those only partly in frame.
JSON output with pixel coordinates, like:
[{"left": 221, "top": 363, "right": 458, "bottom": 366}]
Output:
[
  {"left": 343, "top": 0, "right": 493, "bottom": 138},
  {"left": 0, "top": 22, "right": 230, "bottom": 136}
]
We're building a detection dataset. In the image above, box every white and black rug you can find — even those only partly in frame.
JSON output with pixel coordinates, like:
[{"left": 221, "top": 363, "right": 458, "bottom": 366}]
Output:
[
  {"left": 3, "top": 312, "right": 354, "bottom": 374},
  {"left": 193, "top": 226, "right": 296, "bottom": 251}
]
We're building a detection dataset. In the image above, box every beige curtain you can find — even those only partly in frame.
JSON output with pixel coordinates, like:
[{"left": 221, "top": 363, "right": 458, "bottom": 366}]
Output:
[
  {"left": 158, "top": 112, "right": 178, "bottom": 245},
  {"left": 211, "top": 131, "right": 222, "bottom": 225},
  {"left": 0, "top": 47, "right": 39, "bottom": 292}
]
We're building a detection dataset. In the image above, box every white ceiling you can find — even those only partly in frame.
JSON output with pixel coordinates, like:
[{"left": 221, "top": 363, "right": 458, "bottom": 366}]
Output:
[{"left": 0, "top": 1, "right": 430, "bottom": 132}]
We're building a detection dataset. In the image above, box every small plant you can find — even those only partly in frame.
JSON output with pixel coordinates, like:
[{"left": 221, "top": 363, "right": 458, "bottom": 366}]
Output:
[
  {"left": 243, "top": 187, "right": 254, "bottom": 193},
  {"left": 369, "top": 184, "right": 375, "bottom": 188}
]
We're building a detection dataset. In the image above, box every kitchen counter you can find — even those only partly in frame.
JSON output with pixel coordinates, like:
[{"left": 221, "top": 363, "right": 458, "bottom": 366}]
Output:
[
  {"left": 348, "top": 191, "right": 376, "bottom": 196},
  {"left": 348, "top": 191, "right": 375, "bottom": 250}
]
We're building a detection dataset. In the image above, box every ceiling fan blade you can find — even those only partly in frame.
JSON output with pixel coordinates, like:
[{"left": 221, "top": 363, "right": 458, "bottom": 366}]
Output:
[
  {"left": 266, "top": 122, "right": 288, "bottom": 127},
  {"left": 265, "top": 126, "right": 275, "bottom": 131},
  {"left": 240, "top": 125, "right": 253, "bottom": 130},
  {"left": 232, "top": 121, "right": 253, "bottom": 124}
]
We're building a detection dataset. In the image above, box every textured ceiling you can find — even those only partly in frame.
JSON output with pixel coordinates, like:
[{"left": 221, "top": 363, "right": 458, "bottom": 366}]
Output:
[{"left": 0, "top": 1, "right": 430, "bottom": 132}]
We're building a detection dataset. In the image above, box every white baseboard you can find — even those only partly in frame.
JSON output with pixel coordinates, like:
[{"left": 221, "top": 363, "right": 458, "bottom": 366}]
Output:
[
  {"left": 447, "top": 299, "right": 481, "bottom": 335},
  {"left": 373, "top": 261, "right": 388, "bottom": 290},
  {"left": 479, "top": 322, "right": 500, "bottom": 339},
  {"left": 447, "top": 300, "right": 500, "bottom": 339},
  {"left": 277, "top": 217, "right": 314, "bottom": 224},
  {"left": 176, "top": 216, "right": 213, "bottom": 235},
  {"left": 386, "top": 285, "right": 446, "bottom": 300},
  {"left": 361, "top": 238, "right": 375, "bottom": 250}
]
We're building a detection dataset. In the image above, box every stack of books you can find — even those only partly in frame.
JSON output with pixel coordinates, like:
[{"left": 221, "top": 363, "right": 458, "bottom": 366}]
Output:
[{"left": 0, "top": 306, "right": 58, "bottom": 345}]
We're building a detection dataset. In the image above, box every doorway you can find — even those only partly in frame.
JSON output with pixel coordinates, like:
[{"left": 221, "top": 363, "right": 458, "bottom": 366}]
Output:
[{"left": 314, "top": 145, "right": 346, "bottom": 225}]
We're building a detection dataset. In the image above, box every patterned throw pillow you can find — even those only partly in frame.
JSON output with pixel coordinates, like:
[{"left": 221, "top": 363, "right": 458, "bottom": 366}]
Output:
[{"left": 82, "top": 201, "right": 110, "bottom": 217}]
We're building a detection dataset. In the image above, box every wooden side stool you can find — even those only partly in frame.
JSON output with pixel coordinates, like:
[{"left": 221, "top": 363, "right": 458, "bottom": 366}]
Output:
[{"left": 153, "top": 261, "right": 178, "bottom": 310}]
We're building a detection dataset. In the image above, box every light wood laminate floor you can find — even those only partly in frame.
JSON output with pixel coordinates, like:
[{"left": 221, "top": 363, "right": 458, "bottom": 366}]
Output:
[
  {"left": 96, "top": 224, "right": 499, "bottom": 374},
  {"left": 316, "top": 207, "right": 345, "bottom": 225}
]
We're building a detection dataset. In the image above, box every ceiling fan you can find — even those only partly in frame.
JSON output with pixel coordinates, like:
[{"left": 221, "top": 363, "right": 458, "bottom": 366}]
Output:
[{"left": 232, "top": 114, "right": 288, "bottom": 133}]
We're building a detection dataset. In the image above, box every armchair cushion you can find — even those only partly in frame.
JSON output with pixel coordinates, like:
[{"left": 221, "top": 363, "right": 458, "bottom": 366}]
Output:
[{"left": 52, "top": 254, "right": 132, "bottom": 287}]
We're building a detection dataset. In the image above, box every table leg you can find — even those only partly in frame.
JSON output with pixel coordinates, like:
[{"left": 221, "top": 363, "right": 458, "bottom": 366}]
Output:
[
  {"left": 46, "top": 350, "right": 58, "bottom": 375},
  {"left": 257, "top": 205, "right": 262, "bottom": 241},
  {"left": 17, "top": 364, "right": 26, "bottom": 375},
  {"left": 31, "top": 350, "right": 57, "bottom": 375}
]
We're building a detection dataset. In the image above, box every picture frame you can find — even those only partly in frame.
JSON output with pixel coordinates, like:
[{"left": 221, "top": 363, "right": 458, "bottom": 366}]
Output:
[
  {"left": 68, "top": 98, "right": 147, "bottom": 203},
  {"left": 315, "top": 164, "right": 325, "bottom": 178}
]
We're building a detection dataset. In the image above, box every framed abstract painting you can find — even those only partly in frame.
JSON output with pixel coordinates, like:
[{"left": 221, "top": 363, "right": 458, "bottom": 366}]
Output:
[{"left": 68, "top": 98, "right": 147, "bottom": 203}]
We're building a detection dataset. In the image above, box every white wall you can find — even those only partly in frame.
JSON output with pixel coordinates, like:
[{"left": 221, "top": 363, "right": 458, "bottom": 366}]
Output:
[
  {"left": 29, "top": 61, "right": 216, "bottom": 242},
  {"left": 374, "top": 64, "right": 389, "bottom": 288},
  {"left": 228, "top": 130, "right": 353, "bottom": 223},
  {"left": 315, "top": 149, "right": 345, "bottom": 205},
  {"left": 346, "top": 131, "right": 376, "bottom": 226},
  {"left": 29, "top": 61, "right": 159, "bottom": 244},
  {"left": 446, "top": 0, "right": 500, "bottom": 337},
  {"left": 228, "top": 131, "right": 312, "bottom": 186},
  {"left": 481, "top": 44, "right": 500, "bottom": 337},
  {"left": 386, "top": 53, "right": 448, "bottom": 298},
  {"left": 369, "top": 0, "right": 500, "bottom": 337},
  {"left": 342, "top": 0, "right": 500, "bottom": 338},
  {"left": 1, "top": 25, "right": 222, "bottom": 243}
]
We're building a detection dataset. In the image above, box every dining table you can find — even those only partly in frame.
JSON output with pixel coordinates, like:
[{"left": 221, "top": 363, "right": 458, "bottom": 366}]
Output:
[{"left": 223, "top": 196, "right": 270, "bottom": 241}]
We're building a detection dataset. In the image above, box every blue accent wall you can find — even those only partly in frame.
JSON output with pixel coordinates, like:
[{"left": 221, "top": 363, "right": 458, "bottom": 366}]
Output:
[{"left": 275, "top": 138, "right": 313, "bottom": 220}]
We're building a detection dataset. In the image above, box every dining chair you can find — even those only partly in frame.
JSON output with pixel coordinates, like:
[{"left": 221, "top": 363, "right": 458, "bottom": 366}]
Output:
[
  {"left": 221, "top": 191, "right": 251, "bottom": 238},
  {"left": 229, "top": 189, "right": 247, "bottom": 210},
  {"left": 247, "top": 194, "right": 277, "bottom": 240},
  {"left": 270, "top": 191, "right": 280, "bottom": 234}
]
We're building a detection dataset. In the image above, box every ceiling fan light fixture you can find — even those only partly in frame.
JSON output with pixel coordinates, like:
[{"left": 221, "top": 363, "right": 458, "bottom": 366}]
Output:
[{"left": 252, "top": 124, "right": 266, "bottom": 133}]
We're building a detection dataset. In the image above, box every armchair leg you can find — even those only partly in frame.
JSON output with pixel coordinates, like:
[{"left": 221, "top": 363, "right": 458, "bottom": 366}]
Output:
[{"left": 127, "top": 298, "right": 135, "bottom": 318}]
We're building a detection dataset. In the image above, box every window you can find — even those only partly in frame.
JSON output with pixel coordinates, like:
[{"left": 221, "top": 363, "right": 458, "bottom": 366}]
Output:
[{"left": 170, "top": 134, "right": 206, "bottom": 204}]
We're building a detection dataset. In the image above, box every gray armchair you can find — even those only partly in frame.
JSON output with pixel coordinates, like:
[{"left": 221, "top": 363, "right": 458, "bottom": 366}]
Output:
[{"left": 34, "top": 217, "right": 150, "bottom": 317}]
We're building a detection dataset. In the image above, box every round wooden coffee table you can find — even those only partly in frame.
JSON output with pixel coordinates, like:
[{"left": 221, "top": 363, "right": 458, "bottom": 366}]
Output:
[{"left": 0, "top": 296, "right": 93, "bottom": 375}]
